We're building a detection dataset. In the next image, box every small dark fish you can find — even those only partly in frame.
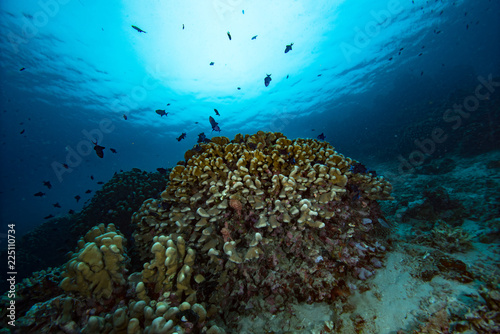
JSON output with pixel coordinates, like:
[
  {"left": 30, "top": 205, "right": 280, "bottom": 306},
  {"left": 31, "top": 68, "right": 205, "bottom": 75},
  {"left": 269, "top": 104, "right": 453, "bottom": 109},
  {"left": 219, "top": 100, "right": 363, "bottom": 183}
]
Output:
[
  {"left": 90, "top": 175, "right": 94, "bottom": 180},
  {"left": 421, "top": 71, "right": 424, "bottom": 76},
  {"left": 123, "top": 114, "right": 128, "bottom": 120},
  {"left": 131, "top": 25, "right": 146, "bottom": 33},
  {"left": 311, "top": 129, "right": 315, "bottom": 131},
  {"left": 34, "top": 191, "right": 45, "bottom": 197},
  {"left": 53, "top": 202, "right": 61, "bottom": 208},
  {"left": 44, "top": 214, "right": 54, "bottom": 219},
  {"left": 317, "top": 133, "right": 326, "bottom": 140},
  {"left": 435, "top": 30, "right": 441, "bottom": 34},
  {"left": 167, "top": 103, "right": 170, "bottom": 106},
  {"left": 63, "top": 163, "right": 69, "bottom": 169},
  {"left": 68, "top": 209, "right": 75, "bottom": 214},
  {"left": 209, "top": 116, "right": 221, "bottom": 132},
  {"left": 399, "top": 47, "right": 404, "bottom": 51},
  {"left": 237, "top": 87, "right": 241, "bottom": 90},
  {"left": 388, "top": 57, "right": 393, "bottom": 61},
  {"left": 198, "top": 132, "right": 207, "bottom": 143},
  {"left": 20, "top": 67, "right": 26, "bottom": 71},
  {"left": 227, "top": 31, "right": 232, "bottom": 40},
  {"left": 286, "top": 75, "right": 289, "bottom": 79},
  {"left": 156, "top": 109, "right": 168, "bottom": 117},
  {"left": 182, "top": 24, "right": 185, "bottom": 29},
  {"left": 97, "top": 181, "right": 104, "bottom": 184},
  {"left": 194, "top": 122, "right": 199, "bottom": 124},
  {"left": 398, "top": 52, "right": 401, "bottom": 55},
  {"left": 466, "top": 24, "right": 469, "bottom": 29},
  {"left": 157, "top": 167, "right": 167, "bottom": 175},
  {"left": 251, "top": 35, "right": 257, "bottom": 40},
  {"left": 317, "top": 74, "right": 322, "bottom": 77},
  {"left": 284, "top": 43, "right": 294, "bottom": 53},
  {"left": 85, "top": 189, "right": 92, "bottom": 194},
  {"left": 421, "top": 45, "right": 425, "bottom": 49},
  {"left": 177, "top": 133, "right": 187, "bottom": 141},
  {"left": 418, "top": 53, "right": 423, "bottom": 56},
  {"left": 210, "top": 62, "right": 214, "bottom": 66},
  {"left": 43, "top": 181, "right": 52, "bottom": 189},
  {"left": 110, "top": 148, "right": 117, "bottom": 153},
  {"left": 92, "top": 140, "right": 105, "bottom": 158},
  {"left": 214, "top": 109, "right": 220, "bottom": 116},
  {"left": 439, "top": 10, "right": 443, "bottom": 15},
  {"left": 264, "top": 74, "right": 272, "bottom": 87},
  {"left": 75, "top": 195, "right": 81, "bottom": 202},
  {"left": 20, "top": 129, "right": 25, "bottom": 134}
]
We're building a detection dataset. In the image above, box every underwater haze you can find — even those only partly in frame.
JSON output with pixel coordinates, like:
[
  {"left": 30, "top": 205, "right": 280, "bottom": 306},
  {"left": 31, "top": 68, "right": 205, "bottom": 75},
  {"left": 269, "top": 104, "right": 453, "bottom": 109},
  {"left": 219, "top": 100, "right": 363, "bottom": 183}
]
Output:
[{"left": 1, "top": 0, "right": 500, "bottom": 332}]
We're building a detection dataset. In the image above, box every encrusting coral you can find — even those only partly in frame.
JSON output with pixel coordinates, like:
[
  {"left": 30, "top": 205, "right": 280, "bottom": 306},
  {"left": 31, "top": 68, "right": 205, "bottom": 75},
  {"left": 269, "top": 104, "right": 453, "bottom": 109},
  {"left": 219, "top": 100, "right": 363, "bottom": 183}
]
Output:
[{"left": 6, "top": 131, "right": 394, "bottom": 333}]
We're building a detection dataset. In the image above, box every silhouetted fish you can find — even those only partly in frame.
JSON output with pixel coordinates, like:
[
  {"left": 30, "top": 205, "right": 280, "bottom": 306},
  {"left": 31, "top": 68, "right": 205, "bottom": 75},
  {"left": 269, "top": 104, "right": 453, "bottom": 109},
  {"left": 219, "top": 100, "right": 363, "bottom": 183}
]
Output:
[
  {"left": 34, "top": 192, "right": 45, "bottom": 197},
  {"left": 75, "top": 195, "right": 81, "bottom": 202},
  {"left": 209, "top": 116, "right": 221, "bottom": 132},
  {"left": 44, "top": 214, "right": 54, "bottom": 219},
  {"left": 251, "top": 35, "right": 257, "bottom": 40},
  {"left": 264, "top": 74, "right": 272, "bottom": 87},
  {"left": 43, "top": 181, "right": 52, "bottom": 189},
  {"left": 177, "top": 133, "right": 187, "bottom": 141},
  {"left": 157, "top": 168, "right": 167, "bottom": 175},
  {"left": 227, "top": 31, "right": 232, "bottom": 40},
  {"left": 53, "top": 202, "right": 61, "bottom": 208},
  {"left": 237, "top": 87, "right": 241, "bottom": 90},
  {"left": 123, "top": 114, "right": 128, "bottom": 120},
  {"left": 210, "top": 62, "right": 214, "bottom": 66},
  {"left": 198, "top": 132, "right": 207, "bottom": 143},
  {"left": 63, "top": 163, "right": 69, "bottom": 169},
  {"left": 20, "top": 67, "right": 26, "bottom": 71},
  {"left": 284, "top": 43, "right": 294, "bottom": 53},
  {"left": 182, "top": 24, "right": 185, "bottom": 30},
  {"left": 85, "top": 189, "right": 92, "bottom": 194},
  {"left": 214, "top": 109, "right": 220, "bottom": 116},
  {"left": 20, "top": 129, "right": 25, "bottom": 134},
  {"left": 156, "top": 109, "right": 168, "bottom": 117},
  {"left": 317, "top": 133, "right": 326, "bottom": 140},
  {"left": 110, "top": 148, "right": 117, "bottom": 153},
  {"left": 68, "top": 209, "right": 75, "bottom": 214},
  {"left": 90, "top": 175, "right": 94, "bottom": 180},
  {"left": 92, "top": 140, "right": 105, "bottom": 158},
  {"left": 131, "top": 25, "right": 146, "bottom": 33},
  {"left": 97, "top": 181, "right": 104, "bottom": 184}
]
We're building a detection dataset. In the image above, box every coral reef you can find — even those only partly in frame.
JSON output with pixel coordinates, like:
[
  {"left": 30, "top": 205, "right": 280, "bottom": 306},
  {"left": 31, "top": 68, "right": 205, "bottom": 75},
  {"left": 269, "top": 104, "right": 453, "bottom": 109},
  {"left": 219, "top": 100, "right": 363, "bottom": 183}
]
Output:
[
  {"left": 0, "top": 169, "right": 169, "bottom": 294},
  {"left": 0, "top": 132, "right": 395, "bottom": 333},
  {"left": 131, "top": 131, "right": 393, "bottom": 327}
]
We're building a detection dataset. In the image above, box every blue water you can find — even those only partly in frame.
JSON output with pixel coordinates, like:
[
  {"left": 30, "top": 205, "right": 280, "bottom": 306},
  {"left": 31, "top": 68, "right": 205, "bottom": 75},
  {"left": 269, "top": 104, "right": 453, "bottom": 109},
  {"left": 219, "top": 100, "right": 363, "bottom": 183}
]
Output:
[{"left": 0, "top": 0, "right": 499, "bottom": 238}]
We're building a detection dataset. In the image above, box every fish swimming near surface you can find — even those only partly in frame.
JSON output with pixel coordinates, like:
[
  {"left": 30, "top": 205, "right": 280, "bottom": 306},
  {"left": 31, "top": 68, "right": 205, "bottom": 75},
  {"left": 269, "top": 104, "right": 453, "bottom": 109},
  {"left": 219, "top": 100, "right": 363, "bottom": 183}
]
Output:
[
  {"left": 34, "top": 191, "right": 45, "bottom": 197},
  {"left": 75, "top": 195, "right": 81, "bottom": 202},
  {"left": 214, "top": 109, "right": 220, "bottom": 116},
  {"left": 317, "top": 133, "right": 326, "bottom": 140},
  {"left": 284, "top": 43, "right": 294, "bottom": 53},
  {"left": 227, "top": 31, "right": 232, "bottom": 40},
  {"left": 110, "top": 148, "right": 117, "bottom": 153},
  {"left": 209, "top": 116, "right": 221, "bottom": 132},
  {"left": 177, "top": 133, "right": 187, "bottom": 141},
  {"left": 131, "top": 25, "right": 146, "bottom": 33},
  {"left": 210, "top": 62, "right": 214, "bottom": 66},
  {"left": 53, "top": 202, "right": 61, "bottom": 208},
  {"left": 251, "top": 35, "right": 257, "bottom": 40},
  {"left": 44, "top": 214, "right": 54, "bottom": 219},
  {"left": 198, "top": 132, "right": 207, "bottom": 143},
  {"left": 264, "top": 74, "right": 272, "bottom": 87},
  {"left": 92, "top": 140, "right": 105, "bottom": 158},
  {"left": 156, "top": 109, "right": 168, "bottom": 117},
  {"left": 43, "top": 181, "right": 52, "bottom": 189}
]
